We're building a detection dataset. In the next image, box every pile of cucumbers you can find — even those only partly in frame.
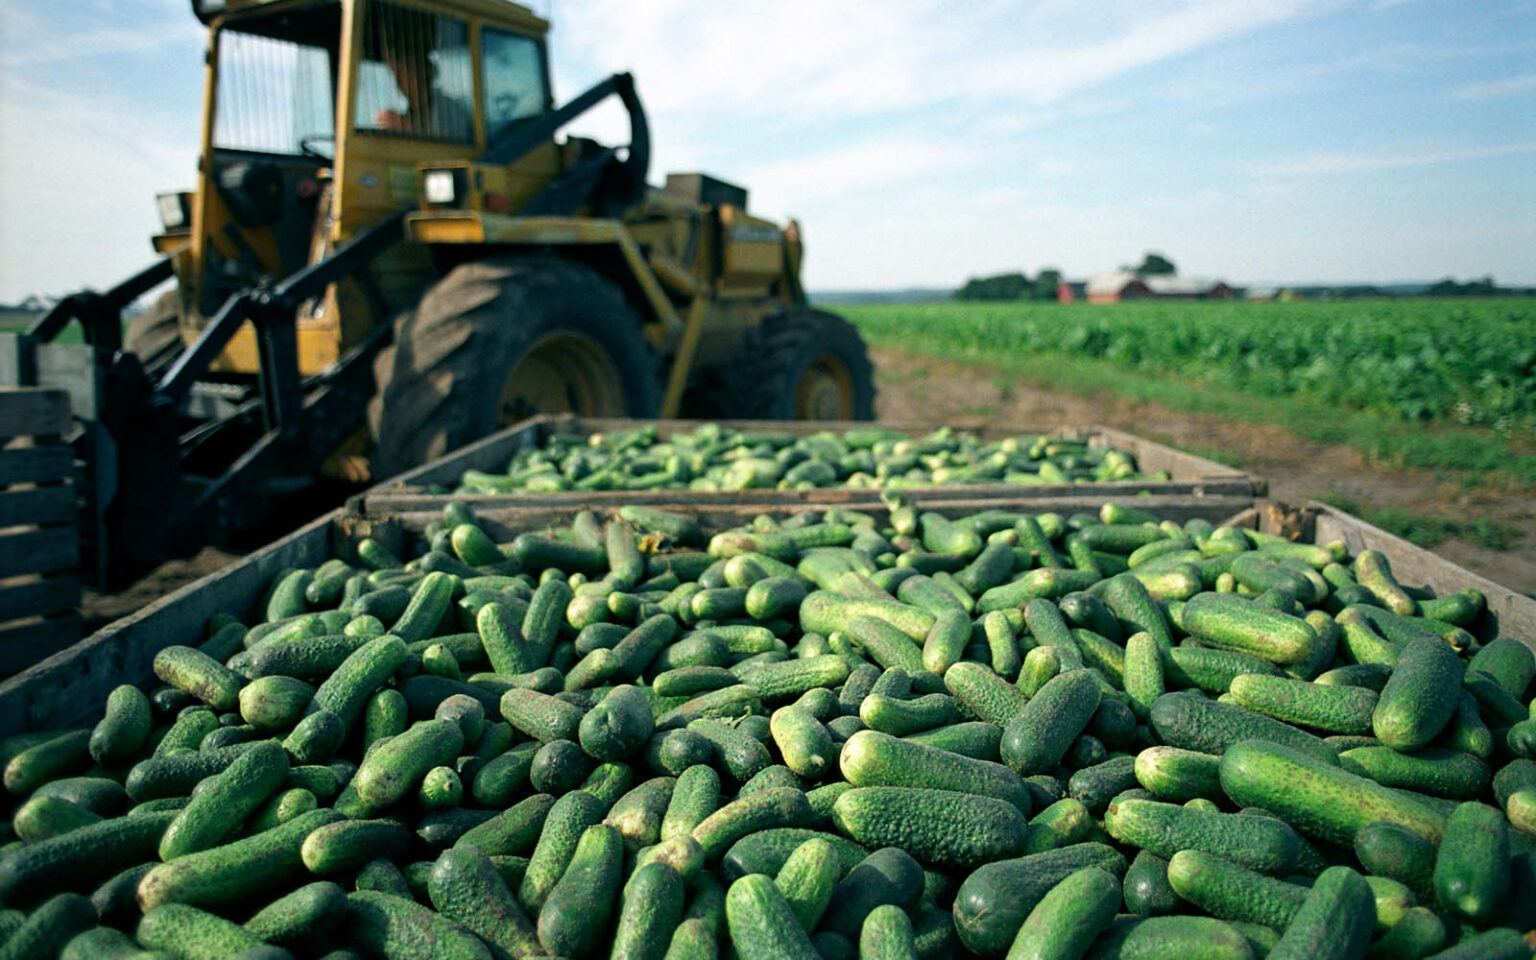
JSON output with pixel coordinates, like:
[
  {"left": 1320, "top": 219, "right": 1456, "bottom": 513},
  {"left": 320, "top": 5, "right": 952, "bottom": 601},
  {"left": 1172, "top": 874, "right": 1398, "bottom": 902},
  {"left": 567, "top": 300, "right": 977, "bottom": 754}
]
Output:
[
  {"left": 449, "top": 424, "right": 1167, "bottom": 494},
  {"left": 1, "top": 497, "right": 1533, "bottom": 960}
]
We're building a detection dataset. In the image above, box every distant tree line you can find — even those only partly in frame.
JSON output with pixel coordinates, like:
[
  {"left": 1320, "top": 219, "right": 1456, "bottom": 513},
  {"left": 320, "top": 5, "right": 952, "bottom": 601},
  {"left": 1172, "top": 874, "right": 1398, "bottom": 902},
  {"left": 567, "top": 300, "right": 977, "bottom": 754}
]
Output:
[{"left": 954, "top": 268, "right": 1062, "bottom": 302}]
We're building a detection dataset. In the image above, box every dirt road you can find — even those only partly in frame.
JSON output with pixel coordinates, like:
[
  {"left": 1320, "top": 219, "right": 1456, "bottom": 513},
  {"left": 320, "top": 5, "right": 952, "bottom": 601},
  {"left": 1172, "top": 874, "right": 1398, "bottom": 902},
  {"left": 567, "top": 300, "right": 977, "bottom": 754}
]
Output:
[{"left": 871, "top": 347, "right": 1536, "bottom": 597}]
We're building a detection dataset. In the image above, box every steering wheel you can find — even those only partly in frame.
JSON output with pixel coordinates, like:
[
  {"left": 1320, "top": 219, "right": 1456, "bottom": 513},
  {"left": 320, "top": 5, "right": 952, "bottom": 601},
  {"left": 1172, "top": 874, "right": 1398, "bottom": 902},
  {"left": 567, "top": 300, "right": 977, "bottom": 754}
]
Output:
[{"left": 298, "top": 134, "right": 335, "bottom": 161}]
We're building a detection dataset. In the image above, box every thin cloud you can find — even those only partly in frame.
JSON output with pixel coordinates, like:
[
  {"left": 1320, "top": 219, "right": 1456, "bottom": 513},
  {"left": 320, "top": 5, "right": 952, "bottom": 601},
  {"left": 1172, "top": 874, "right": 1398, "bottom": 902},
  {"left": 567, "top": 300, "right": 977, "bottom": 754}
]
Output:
[
  {"left": 1447, "top": 73, "right": 1536, "bottom": 101},
  {"left": 1258, "top": 141, "right": 1536, "bottom": 176}
]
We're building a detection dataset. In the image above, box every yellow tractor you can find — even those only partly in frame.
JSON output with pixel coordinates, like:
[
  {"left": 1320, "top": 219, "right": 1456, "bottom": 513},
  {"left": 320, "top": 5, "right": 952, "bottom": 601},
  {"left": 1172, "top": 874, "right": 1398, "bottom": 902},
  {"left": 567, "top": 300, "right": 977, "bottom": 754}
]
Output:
[{"left": 3, "top": 0, "right": 874, "bottom": 588}]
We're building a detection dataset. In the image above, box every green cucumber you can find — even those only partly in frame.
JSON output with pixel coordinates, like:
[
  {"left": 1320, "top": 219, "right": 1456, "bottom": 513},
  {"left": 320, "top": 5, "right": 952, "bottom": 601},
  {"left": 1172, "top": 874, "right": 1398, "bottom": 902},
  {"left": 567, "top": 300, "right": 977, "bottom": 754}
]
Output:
[
  {"left": 1373, "top": 636, "right": 1462, "bottom": 751},
  {"left": 832, "top": 785, "right": 1028, "bottom": 868},
  {"left": 1228, "top": 673, "right": 1378, "bottom": 735},
  {"left": 951, "top": 843, "right": 1128, "bottom": 956},
  {"left": 1432, "top": 800, "right": 1509, "bottom": 923},
  {"left": 160, "top": 740, "right": 289, "bottom": 860},
  {"left": 455, "top": 792, "right": 556, "bottom": 857},
  {"left": 346, "top": 890, "right": 492, "bottom": 960},
  {"left": 1338, "top": 746, "right": 1489, "bottom": 799},
  {"left": 427, "top": 846, "right": 541, "bottom": 960},
  {"left": 819, "top": 846, "right": 924, "bottom": 941},
  {"left": 1085, "top": 915, "right": 1256, "bottom": 960},
  {"left": 536, "top": 823, "right": 622, "bottom": 957},
  {"left": 902, "top": 721, "right": 1002, "bottom": 761},
  {"left": 692, "top": 787, "right": 814, "bottom": 859},
  {"left": 774, "top": 837, "right": 841, "bottom": 931},
  {"left": 1264, "top": 866, "right": 1375, "bottom": 960},
  {"left": 1001, "top": 670, "right": 1101, "bottom": 776},
  {"left": 136, "top": 903, "right": 274, "bottom": 959},
  {"left": 243, "top": 880, "right": 348, "bottom": 947},
  {"left": 725, "top": 873, "right": 820, "bottom": 960},
  {"left": 88, "top": 686, "right": 153, "bottom": 768},
  {"left": 138, "top": 808, "right": 343, "bottom": 910},
  {"left": 518, "top": 789, "right": 606, "bottom": 915},
  {"left": 1133, "top": 746, "right": 1224, "bottom": 804},
  {"left": 1105, "top": 798, "right": 1300, "bottom": 875},
  {"left": 1004, "top": 866, "right": 1121, "bottom": 960},
  {"left": 1122, "top": 850, "right": 1179, "bottom": 917},
  {"left": 352, "top": 719, "right": 464, "bottom": 811},
  {"left": 1217, "top": 740, "right": 1445, "bottom": 845},
  {"left": 1149, "top": 692, "right": 1338, "bottom": 765},
  {"left": 841, "top": 729, "right": 1029, "bottom": 811},
  {"left": 943, "top": 661, "right": 1029, "bottom": 727},
  {"left": 771, "top": 705, "right": 837, "bottom": 779},
  {"left": 1180, "top": 594, "right": 1319, "bottom": 665},
  {"left": 310, "top": 634, "right": 408, "bottom": 736}
]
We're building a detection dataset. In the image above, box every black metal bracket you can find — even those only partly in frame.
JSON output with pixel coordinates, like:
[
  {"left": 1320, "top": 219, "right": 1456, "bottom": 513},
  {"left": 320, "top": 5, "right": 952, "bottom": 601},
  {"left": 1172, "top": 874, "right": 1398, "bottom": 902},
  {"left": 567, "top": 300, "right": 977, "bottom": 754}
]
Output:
[{"left": 28, "top": 254, "right": 177, "bottom": 350}]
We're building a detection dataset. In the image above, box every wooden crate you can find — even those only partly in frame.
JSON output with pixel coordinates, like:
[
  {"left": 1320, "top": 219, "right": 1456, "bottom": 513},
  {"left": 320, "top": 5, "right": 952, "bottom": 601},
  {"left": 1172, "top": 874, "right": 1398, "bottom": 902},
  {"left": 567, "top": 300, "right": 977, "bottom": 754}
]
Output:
[
  {"left": 359, "top": 414, "right": 1266, "bottom": 515},
  {"left": 0, "top": 388, "right": 81, "bottom": 675},
  {"left": 5, "top": 496, "right": 1531, "bottom": 734}
]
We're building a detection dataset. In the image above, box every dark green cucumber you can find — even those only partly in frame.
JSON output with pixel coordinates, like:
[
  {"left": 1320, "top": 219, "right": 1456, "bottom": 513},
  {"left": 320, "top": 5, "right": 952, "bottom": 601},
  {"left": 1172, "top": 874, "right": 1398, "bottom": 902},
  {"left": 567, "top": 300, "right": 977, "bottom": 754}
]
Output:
[
  {"left": 725, "top": 873, "right": 820, "bottom": 960},
  {"left": 310, "top": 634, "right": 408, "bottom": 736},
  {"left": 1105, "top": 798, "right": 1300, "bottom": 875},
  {"left": 1122, "top": 850, "right": 1179, "bottom": 917},
  {"left": 243, "top": 880, "right": 348, "bottom": 947},
  {"left": 518, "top": 789, "right": 606, "bottom": 916},
  {"left": 1003, "top": 866, "right": 1121, "bottom": 960},
  {"left": 136, "top": 903, "right": 275, "bottom": 959},
  {"left": 902, "top": 721, "right": 1002, "bottom": 761},
  {"left": 1432, "top": 800, "right": 1509, "bottom": 923},
  {"left": 427, "top": 846, "right": 541, "bottom": 960},
  {"left": 1372, "top": 636, "right": 1462, "bottom": 751},
  {"left": 1001, "top": 669, "right": 1101, "bottom": 776},
  {"left": 1085, "top": 914, "right": 1256, "bottom": 960},
  {"left": 138, "top": 808, "right": 343, "bottom": 911},
  {"left": 454, "top": 792, "right": 556, "bottom": 857},
  {"left": 1149, "top": 692, "right": 1338, "bottom": 765},
  {"left": 1338, "top": 746, "right": 1489, "bottom": 799},
  {"left": 1217, "top": 740, "right": 1445, "bottom": 845},
  {"left": 1466, "top": 637, "right": 1534, "bottom": 699},
  {"left": 774, "top": 837, "right": 841, "bottom": 931},
  {"left": 691, "top": 787, "right": 814, "bottom": 859},
  {"left": 832, "top": 786, "right": 1028, "bottom": 868},
  {"left": 951, "top": 843, "right": 1128, "bottom": 956},
  {"left": 1264, "top": 865, "right": 1375, "bottom": 960},
  {"left": 1229, "top": 673, "right": 1378, "bottom": 735},
  {"left": 1354, "top": 820, "right": 1436, "bottom": 902},
  {"left": 840, "top": 729, "right": 1029, "bottom": 811},
  {"left": 0, "top": 893, "right": 95, "bottom": 960},
  {"left": 536, "top": 823, "right": 622, "bottom": 958},
  {"left": 346, "top": 890, "right": 492, "bottom": 960},
  {"left": 819, "top": 846, "right": 925, "bottom": 941},
  {"left": 160, "top": 739, "right": 289, "bottom": 860},
  {"left": 88, "top": 685, "right": 153, "bottom": 768},
  {"left": 943, "top": 661, "right": 1029, "bottom": 727},
  {"left": 610, "top": 861, "right": 685, "bottom": 960}
]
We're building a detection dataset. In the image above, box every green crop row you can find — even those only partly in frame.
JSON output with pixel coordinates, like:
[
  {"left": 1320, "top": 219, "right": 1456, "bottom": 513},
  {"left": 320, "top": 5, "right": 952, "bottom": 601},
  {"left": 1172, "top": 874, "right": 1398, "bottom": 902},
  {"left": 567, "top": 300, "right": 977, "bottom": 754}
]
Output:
[{"left": 842, "top": 299, "right": 1536, "bottom": 436}]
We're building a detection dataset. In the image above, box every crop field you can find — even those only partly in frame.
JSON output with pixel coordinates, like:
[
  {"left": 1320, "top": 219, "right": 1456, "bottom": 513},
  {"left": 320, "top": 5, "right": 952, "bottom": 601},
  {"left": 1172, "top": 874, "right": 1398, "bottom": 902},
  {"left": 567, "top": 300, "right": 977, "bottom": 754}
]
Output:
[{"left": 841, "top": 298, "right": 1536, "bottom": 486}]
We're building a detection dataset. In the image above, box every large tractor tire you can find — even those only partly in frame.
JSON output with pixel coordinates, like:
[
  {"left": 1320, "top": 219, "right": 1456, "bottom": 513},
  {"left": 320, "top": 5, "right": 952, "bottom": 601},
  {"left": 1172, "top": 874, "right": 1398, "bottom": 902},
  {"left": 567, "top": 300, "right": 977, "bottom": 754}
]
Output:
[
  {"left": 123, "top": 290, "right": 184, "bottom": 381},
  {"left": 713, "top": 308, "right": 876, "bottom": 421},
  {"left": 368, "top": 256, "right": 661, "bottom": 479}
]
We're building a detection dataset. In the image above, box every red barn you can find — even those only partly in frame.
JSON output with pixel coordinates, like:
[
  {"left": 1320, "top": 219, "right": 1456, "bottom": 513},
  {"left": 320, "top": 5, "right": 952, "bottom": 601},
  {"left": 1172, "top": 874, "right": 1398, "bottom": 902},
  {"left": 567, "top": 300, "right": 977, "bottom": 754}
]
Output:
[{"left": 1086, "top": 271, "right": 1233, "bottom": 303}]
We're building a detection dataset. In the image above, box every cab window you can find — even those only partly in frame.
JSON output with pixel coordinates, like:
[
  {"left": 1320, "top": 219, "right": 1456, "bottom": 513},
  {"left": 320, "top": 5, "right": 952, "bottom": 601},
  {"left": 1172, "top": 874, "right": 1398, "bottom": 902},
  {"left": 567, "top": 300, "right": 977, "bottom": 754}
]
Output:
[
  {"left": 481, "top": 28, "right": 548, "bottom": 144},
  {"left": 353, "top": 2, "right": 473, "bottom": 143}
]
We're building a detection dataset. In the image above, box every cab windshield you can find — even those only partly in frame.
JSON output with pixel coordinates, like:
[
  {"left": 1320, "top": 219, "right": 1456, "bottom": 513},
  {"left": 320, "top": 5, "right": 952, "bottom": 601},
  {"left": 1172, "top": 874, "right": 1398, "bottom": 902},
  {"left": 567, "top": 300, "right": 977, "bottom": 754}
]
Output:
[{"left": 211, "top": 4, "right": 342, "bottom": 159}]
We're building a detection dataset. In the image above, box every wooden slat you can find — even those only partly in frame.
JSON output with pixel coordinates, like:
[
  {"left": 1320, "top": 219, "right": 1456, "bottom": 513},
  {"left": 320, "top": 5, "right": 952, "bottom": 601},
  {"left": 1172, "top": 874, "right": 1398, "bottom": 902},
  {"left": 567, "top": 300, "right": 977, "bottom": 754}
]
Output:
[
  {"left": 0, "top": 508, "right": 336, "bottom": 732},
  {"left": 0, "top": 444, "right": 73, "bottom": 486},
  {"left": 0, "top": 388, "right": 71, "bottom": 440},
  {"left": 0, "top": 576, "right": 81, "bottom": 622},
  {"left": 0, "top": 527, "right": 78, "bottom": 579},
  {"left": 0, "top": 486, "right": 75, "bottom": 528},
  {"left": 0, "top": 614, "right": 81, "bottom": 676}
]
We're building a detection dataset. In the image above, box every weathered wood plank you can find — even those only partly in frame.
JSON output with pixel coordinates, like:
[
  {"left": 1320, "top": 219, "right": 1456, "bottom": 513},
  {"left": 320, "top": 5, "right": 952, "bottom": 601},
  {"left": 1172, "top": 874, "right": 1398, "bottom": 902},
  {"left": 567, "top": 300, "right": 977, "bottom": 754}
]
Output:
[
  {"left": 0, "top": 485, "right": 75, "bottom": 528},
  {"left": 0, "top": 444, "right": 73, "bottom": 486},
  {"left": 0, "top": 527, "right": 78, "bottom": 579},
  {"left": 0, "top": 614, "right": 82, "bottom": 676},
  {"left": 0, "top": 576, "right": 80, "bottom": 623},
  {"left": 0, "top": 388, "right": 71, "bottom": 440}
]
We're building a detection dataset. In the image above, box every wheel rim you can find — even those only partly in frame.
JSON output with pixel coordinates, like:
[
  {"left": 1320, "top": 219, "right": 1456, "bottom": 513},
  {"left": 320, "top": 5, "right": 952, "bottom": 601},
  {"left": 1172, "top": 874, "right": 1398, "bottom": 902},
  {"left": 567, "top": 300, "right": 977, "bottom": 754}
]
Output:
[
  {"left": 501, "top": 331, "right": 626, "bottom": 421},
  {"left": 794, "top": 354, "right": 856, "bottom": 420}
]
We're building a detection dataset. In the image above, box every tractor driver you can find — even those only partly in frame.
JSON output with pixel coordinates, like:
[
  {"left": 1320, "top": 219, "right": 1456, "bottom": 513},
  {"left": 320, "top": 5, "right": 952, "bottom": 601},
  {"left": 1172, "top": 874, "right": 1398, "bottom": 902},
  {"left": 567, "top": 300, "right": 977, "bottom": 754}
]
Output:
[{"left": 374, "top": 23, "right": 472, "bottom": 141}]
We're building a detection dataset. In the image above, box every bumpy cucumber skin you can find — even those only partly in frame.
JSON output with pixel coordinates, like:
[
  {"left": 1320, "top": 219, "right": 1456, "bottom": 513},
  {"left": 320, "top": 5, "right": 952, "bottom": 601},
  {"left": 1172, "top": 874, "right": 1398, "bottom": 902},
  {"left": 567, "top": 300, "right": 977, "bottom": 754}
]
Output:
[
  {"left": 951, "top": 843, "right": 1128, "bottom": 956},
  {"left": 840, "top": 729, "right": 1030, "bottom": 812},
  {"left": 1218, "top": 740, "right": 1445, "bottom": 846},
  {"left": 1265, "top": 866, "right": 1375, "bottom": 960},
  {"left": 1106, "top": 798, "right": 1300, "bottom": 875},
  {"left": 242, "top": 880, "right": 348, "bottom": 946},
  {"left": 725, "top": 873, "right": 821, "bottom": 960},
  {"left": 833, "top": 786, "right": 1029, "bottom": 868},
  {"left": 611, "top": 860, "right": 686, "bottom": 960},
  {"left": 89, "top": 685, "right": 153, "bottom": 768},
  {"left": 537, "top": 824, "right": 623, "bottom": 958},
  {"left": 1001, "top": 670, "right": 1101, "bottom": 776},
  {"left": 1432, "top": 800, "right": 1510, "bottom": 923},
  {"left": 691, "top": 787, "right": 814, "bottom": 860},
  {"left": 1372, "top": 636, "right": 1462, "bottom": 751},
  {"left": 518, "top": 789, "right": 606, "bottom": 916},
  {"left": 0, "top": 892, "right": 96, "bottom": 960},
  {"left": 1006, "top": 867, "right": 1121, "bottom": 960},
  {"left": 347, "top": 889, "right": 493, "bottom": 960},
  {"left": 774, "top": 837, "right": 841, "bottom": 932},
  {"left": 137, "top": 902, "right": 274, "bottom": 958},
  {"left": 160, "top": 739, "right": 290, "bottom": 861},
  {"left": 1150, "top": 693, "right": 1339, "bottom": 766},
  {"left": 310, "top": 634, "right": 408, "bottom": 736},
  {"left": 138, "top": 808, "right": 344, "bottom": 911},
  {"left": 427, "top": 846, "right": 541, "bottom": 960}
]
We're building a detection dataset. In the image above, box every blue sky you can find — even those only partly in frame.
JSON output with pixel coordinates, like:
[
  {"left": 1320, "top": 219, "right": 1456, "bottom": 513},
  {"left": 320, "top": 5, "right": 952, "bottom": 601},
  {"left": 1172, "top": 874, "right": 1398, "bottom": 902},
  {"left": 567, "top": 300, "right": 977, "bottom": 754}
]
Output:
[{"left": 1, "top": 0, "right": 1532, "bottom": 302}]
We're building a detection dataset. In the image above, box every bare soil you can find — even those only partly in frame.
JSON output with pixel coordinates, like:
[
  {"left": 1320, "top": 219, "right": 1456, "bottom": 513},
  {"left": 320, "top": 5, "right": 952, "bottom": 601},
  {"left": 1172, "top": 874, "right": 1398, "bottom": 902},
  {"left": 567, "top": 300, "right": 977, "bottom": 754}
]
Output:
[
  {"left": 871, "top": 346, "right": 1536, "bottom": 596},
  {"left": 79, "top": 347, "right": 1536, "bottom": 630}
]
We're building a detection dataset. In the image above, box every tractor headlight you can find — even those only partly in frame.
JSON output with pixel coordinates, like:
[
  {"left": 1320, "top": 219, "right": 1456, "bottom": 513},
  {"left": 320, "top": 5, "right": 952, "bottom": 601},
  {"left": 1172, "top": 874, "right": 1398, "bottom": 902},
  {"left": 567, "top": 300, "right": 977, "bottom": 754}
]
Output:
[
  {"left": 423, "top": 170, "right": 457, "bottom": 205},
  {"left": 156, "top": 192, "right": 190, "bottom": 230}
]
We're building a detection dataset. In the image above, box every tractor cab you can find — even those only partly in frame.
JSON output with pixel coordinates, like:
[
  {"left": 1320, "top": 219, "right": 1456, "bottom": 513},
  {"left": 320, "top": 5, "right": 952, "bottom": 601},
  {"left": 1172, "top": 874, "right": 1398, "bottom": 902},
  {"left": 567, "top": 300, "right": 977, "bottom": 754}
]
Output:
[{"left": 173, "top": 0, "right": 557, "bottom": 379}]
